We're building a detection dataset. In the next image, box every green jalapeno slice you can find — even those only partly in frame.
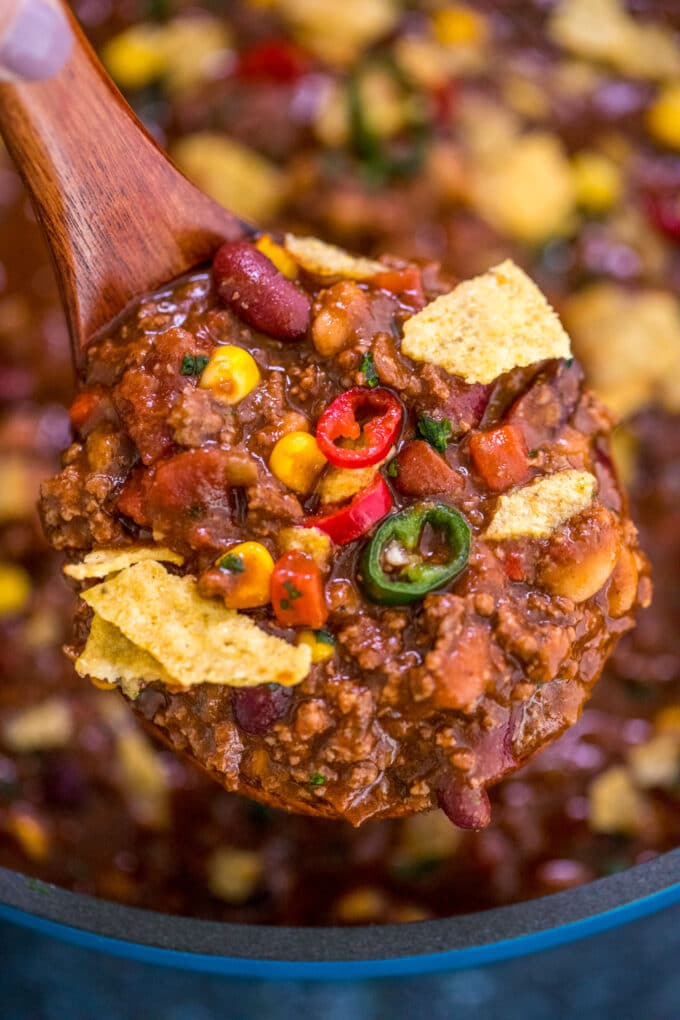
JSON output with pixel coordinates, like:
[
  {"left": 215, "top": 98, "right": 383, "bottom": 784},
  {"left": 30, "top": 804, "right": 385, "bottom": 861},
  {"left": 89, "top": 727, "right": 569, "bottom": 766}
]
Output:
[{"left": 360, "top": 501, "right": 471, "bottom": 605}]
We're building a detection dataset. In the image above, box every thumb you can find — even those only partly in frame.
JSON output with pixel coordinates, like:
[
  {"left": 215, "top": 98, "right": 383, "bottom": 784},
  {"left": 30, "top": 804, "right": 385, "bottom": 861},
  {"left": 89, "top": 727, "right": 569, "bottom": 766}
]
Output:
[{"left": 0, "top": 0, "right": 73, "bottom": 82}]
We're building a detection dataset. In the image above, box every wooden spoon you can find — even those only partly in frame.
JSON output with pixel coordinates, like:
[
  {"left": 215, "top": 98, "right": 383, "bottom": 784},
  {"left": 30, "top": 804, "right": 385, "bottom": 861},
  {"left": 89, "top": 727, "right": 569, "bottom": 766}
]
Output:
[{"left": 0, "top": 0, "right": 246, "bottom": 366}]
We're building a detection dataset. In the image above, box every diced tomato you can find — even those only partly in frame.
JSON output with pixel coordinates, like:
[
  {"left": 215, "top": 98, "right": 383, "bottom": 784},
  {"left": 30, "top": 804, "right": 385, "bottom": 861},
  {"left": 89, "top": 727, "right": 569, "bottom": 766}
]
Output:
[
  {"left": 502, "top": 548, "right": 526, "bottom": 582},
  {"left": 372, "top": 266, "right": 426, "bottom": 311},
  {"left": 394, "top": 440, "right": 462, "bottom": 499},
  {"left": 116, "top": 468, "right": 152, "bottom": 526},
  {"left": 469, "top": 424, "right": 529, "bottom": 492},
  {"left": 235, "top": 39, "right": 311, "bottom": 83},
  {"left": 271, "top": 551, "right": 328, "bottom": 629},
  {"left": 645, "top": 191, "right": 680, "bottom": 242}
]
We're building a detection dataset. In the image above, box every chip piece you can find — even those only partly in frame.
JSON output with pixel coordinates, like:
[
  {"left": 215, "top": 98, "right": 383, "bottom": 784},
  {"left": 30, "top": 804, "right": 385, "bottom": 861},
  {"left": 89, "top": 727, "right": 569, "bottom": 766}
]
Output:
[
  {"left": 76, "top": 614, "right": 173, "bottom": 699},
  {"left": 284, "top": 235, "right": 384, "bottom": 280},
  {"left": 318, "top": 465, "right": 379, "bottom": 505},
  {"left": 64, "top": 545, "right": 184, "bottom": 581},
  {"left": 402, "top": 260, "right": 571, "bottom": 384},
  {"left": 484, "top": 469, "right": 597, "bottom": 541},
  {"left": 79, "top": 561, "right": 311, "bottom": 690}
]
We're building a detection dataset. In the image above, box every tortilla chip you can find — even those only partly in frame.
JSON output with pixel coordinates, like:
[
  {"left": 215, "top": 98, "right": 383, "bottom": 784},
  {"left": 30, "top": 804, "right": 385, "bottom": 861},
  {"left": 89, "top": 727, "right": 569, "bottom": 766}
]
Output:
[
  {"left": 64, "top": 545, "right": 184, "bottom": 581},
  {"left": 76, "top": 614, "right": 173, "bottom": 699},
  {"left": 401, "top": 260, "right": 571, "bottom": 384},
  {"left": 485, "top": 469, "right": 597, "bottom": 541},
  {"left": 284, "top": 234, "right": 384, "bottom": 280},
  {"left": 80, "top": 560, "right": 311, "bottom": 689}
]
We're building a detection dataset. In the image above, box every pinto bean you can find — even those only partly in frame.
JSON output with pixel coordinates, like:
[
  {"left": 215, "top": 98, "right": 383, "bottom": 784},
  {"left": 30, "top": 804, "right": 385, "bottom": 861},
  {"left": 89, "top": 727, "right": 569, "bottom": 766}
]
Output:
[
  {"left": 213, "top": 240, "right": 311, "bottom": 340},
  {"left": 311, "top": 281, "right": 369, "bottom": 357},
  {"left": 539, "top": 505, "right": 621, "bottom": 603},
  {"left": 607, "top": 546, "right": 640, "bottom": 618}
]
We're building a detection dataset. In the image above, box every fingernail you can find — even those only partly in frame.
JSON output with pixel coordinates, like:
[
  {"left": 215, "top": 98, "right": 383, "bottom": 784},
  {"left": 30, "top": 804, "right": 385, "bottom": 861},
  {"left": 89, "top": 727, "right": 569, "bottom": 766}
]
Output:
[{"left": 0, "top": 0, "right": 73, "bottom": 82}]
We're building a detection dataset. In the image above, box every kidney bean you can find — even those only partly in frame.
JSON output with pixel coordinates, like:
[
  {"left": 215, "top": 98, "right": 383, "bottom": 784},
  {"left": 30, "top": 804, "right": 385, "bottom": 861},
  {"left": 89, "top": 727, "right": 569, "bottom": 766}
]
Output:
[
  {"left": 438, "top": 780, "right": 491, "bottom": 830},
  {"left": 213, "top": 240, "right": 311, "bottom": 340},
  {"left": 232, "top": 684, "right": 292, "bottom": 735}
]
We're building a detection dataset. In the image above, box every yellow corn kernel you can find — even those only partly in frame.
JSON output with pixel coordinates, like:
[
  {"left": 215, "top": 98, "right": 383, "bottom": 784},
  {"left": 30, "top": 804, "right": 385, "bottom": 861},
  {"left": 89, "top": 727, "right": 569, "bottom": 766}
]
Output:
[
  {"left": 297, "top": 628, "right": 335, "bottom": 663},
  {"left": 646, "top": 83, "right": 680, "bottom": 151},
  {"left": 571, "top": 151, "right": 622, "bottom": 213},
  {"left": 656, "top": 706, "right": 680, "bottom": 736},
  {"left": 0, "top": 563, "right": 31, "bottom": 617},
  {"left": 6, "top": 810, "right": 49, "bottom": 861},
  {"left": 216, "top": 542, "right": 274, "bottom": 610},
  {"left": 269, "top": 432, "right": 327, "bottom": 495},
  {"left": 199, "top": 345, "right": 261, "bottom": 404},
  {"left": 433, "top": 6, "right": 486, "bottom": 47},
  {"left": 255, "top": 235, "right": 299, "bottom": 279},
  {"left": 102, "top": 26, "right": 166, "bottom": 90}
]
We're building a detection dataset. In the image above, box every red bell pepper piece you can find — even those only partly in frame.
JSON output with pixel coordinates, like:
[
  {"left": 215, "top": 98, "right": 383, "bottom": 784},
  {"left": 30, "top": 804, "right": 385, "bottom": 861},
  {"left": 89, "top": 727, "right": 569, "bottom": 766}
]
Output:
[
  {"left": 271, "top": 551, "right": 328, "bottom": 629},
  {"left": 306, "top": 474, "right": 393, "bottom": 545},
  {"left": 235, "top": 39, "right": 311, "bottom": 83},
  {"left": 372, "top": 266, "right": 425, "bottom": 311},
  {"left": 315, "top": 387, "right": 403, "bottom": 468},
  {"left": 68, "top": 387, "right": 102, "bottom": 432},
  {"left": 468, "top": 424, "right": 529, "bottom": 492}
]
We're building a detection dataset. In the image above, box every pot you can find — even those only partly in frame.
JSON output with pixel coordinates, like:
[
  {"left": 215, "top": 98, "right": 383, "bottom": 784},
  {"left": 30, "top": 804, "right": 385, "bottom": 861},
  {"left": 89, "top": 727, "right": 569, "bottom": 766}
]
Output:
[{"left": 1, "top": 851, "right": 679, "bottom": 980}]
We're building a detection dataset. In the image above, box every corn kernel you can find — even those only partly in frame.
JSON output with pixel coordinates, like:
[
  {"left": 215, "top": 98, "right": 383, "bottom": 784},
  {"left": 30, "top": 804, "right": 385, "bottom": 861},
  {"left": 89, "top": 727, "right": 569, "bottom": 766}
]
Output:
[
  {"left": 216, "top": 542, "right": 274, "bottom": 610},
  {"left": 102, "top": 26, "right": 166, "bottom": 90},
  {"left": 656, "top": 706, "right": 680, "bottom": 736},
  {"left": 269, "top": 431, "right": 327, "bottom": 495},
  {"left": 199, "top": 345, "right": 261, "bottom": 404},
  {"left": 433, "top": 6, "right": 486, "bottom": 47},
  {"left": 571, "top": 151, "right": 622, "bottom": 213},
  {"left": 0, "top": 563, "right": 31, "bottom": 617},
  {"left": 6, "top": 810, "right": 49, "bottom": 861},
  {"left": 255, "top": 235, "right": 299, "bottom": 279},
  {"left": 297, "top": 628, "right": 335, "bottom": 663},
  {"left": 646, "top": 83, "right": 680, "bottom": 151}
]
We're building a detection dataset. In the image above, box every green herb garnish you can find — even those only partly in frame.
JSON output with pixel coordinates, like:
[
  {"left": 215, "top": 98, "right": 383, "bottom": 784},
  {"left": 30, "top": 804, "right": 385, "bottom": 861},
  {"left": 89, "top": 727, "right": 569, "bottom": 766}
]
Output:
[
  {"left": 218, "top": 553, "right": 245, "bottom": 574},
  {"left": 360, "top": 351, "right": 379, "bottom": 388},
  {"left": 309, "top": 773, "right": 326, "bottom": 787},
  {"left": 284, "top": 580, "right": 302, "bottom": 600},
  {"left": 314, "top": 628, "right": 335, "bottom": 646},
  {"left": 386, "top": 459, "right": 400, "bottom": 478},
  {"left": 416, "top": 415, "right": 453, "bottom": 454},
  {"left": 180, "top": 354, "right": 210, "bottom": 376}
]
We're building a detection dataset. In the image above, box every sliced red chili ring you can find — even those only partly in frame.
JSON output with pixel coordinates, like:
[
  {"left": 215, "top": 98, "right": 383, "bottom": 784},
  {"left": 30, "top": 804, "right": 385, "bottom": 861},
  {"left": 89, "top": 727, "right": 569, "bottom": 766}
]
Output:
[
  {"left": 306, "top": 474, "right": 393, "bottom": 545},
  {"left": 315, "top": 386, "right": 402, "bottom": 468}
]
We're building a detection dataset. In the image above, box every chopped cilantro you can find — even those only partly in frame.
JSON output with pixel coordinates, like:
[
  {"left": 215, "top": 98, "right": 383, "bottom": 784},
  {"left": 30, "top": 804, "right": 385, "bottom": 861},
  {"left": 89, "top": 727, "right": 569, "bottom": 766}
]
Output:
[
  {"left": 180, "top": 354, "right": 210, "bottom": 376},
  {"left": 187, "top": 504, "right": 203, "bottom": 519},
  {"left": 386, "top": 459, "right": 400, "bottom": 478},
  {"left": 565, "top": 357, "right": 574, "bottom": 367},
  {"left": 309, "top": 772, "right": 326, "bottom": 787},
  {"left": 528, "top": 449, "right": 539, "bottom": 459},
  {"left": 360, "top": 351, "right": 379, "bottom": 388},
  {"left": 314, "top": 628, "right": 334, "bottom": 646},
  {"left": 218, "top": 553, "right": 245, "bottom": 574},
  {"left": 416, "top": 415, "right": 453, "bottom": 454},
  {"left": 284, "top": 580, "right": 302, "bottom": 601}
]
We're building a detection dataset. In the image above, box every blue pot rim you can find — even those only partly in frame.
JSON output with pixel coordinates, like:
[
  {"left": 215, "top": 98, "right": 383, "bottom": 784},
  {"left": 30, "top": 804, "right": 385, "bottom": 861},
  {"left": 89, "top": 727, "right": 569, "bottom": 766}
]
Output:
[{"left": 1, "top": 850, "right": 679, "bottom": 979}]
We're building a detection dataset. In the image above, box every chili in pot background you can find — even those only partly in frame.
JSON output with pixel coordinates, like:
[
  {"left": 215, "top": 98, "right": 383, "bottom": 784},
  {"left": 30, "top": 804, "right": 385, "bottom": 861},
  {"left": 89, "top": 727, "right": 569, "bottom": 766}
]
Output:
[{"left": 0, "top": 0, "right": 678, "bottom": 924}]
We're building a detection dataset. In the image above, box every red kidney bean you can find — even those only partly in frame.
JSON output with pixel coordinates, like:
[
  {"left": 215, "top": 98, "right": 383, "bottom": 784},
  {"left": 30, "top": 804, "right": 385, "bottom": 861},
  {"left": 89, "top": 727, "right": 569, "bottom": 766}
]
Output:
[
  {"left": 232, "top": 684, "right": 292, "bottom": 735},
  {"left": 213, "top": 240, "right": 311, "bottom": 340},
  {"left": 438, "top": 780, "right": 491, "bottom": 830}
]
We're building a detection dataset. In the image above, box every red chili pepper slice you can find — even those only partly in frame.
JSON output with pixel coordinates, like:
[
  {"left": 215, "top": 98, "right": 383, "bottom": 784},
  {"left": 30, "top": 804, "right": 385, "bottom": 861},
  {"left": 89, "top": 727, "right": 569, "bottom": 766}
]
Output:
[
  {"left": 271, "top": 551, "right": 328, "bottom": 629},
  {"left": 306, "top": 474, "right": 393, "bottom": 545},
  {"left": 315, "top": 387, "right": 403, "bottom": 468}
]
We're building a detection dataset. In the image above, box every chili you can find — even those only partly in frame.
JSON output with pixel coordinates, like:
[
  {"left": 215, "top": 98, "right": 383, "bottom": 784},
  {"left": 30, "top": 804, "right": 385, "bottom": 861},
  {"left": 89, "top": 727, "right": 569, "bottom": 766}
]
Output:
[
  {"left": 360, "top": 501, "right": 471, "bottom": 605},
  {"left": 315, "top": 386, "right": 402, "bottom": 468},
  {"left": 306, "top": 474, "right": 393, "bottom": 544}
]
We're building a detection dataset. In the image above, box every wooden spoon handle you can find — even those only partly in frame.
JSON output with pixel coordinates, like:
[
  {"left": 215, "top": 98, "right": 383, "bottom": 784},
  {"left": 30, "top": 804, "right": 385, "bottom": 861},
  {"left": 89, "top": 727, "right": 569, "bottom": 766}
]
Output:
[{"left": 0, "top": 1, "right": 245, "bottom": 362}]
